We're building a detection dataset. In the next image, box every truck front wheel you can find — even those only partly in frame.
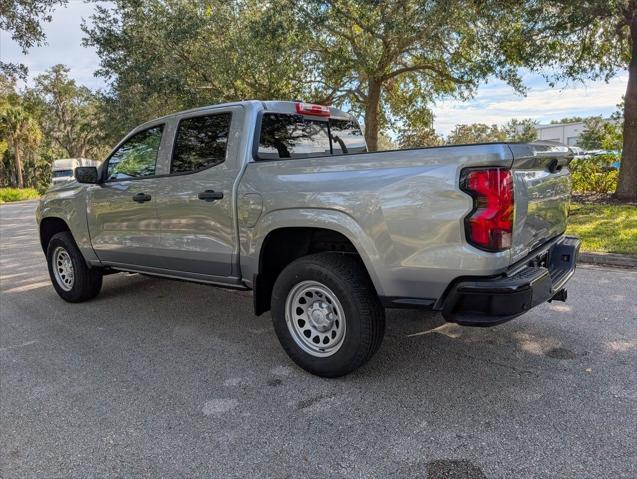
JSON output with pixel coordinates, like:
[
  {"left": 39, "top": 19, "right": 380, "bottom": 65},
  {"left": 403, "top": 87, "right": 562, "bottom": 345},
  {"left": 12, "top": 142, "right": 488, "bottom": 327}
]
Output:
[
  {"left": 46, "top": 231, "right": 103, "bottom": 302},
  {"left": 271, "top": 253, "right": 385, "bottom": 377}
]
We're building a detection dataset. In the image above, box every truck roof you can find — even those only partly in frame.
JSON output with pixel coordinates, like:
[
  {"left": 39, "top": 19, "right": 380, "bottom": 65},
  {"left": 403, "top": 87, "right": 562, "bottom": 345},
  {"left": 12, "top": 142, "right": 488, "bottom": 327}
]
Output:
[
  {"left": 133, "top": 100, "right": 356, "bottom": 132},
  {"left": 52, "top": 158, "right": 101, "bottom": 169},
  {"left": 52, "top": 159, "right": 81, "bottom": 169}
]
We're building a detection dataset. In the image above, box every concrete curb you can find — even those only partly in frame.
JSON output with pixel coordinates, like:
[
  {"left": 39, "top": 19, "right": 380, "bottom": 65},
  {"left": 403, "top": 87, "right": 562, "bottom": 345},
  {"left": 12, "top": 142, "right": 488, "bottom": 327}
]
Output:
[
  {"left": 579, "top": 252, "right": 637, "bottom": 269},
  {"left": 0, "top": 199, "right": 39, "bottom": 205}
]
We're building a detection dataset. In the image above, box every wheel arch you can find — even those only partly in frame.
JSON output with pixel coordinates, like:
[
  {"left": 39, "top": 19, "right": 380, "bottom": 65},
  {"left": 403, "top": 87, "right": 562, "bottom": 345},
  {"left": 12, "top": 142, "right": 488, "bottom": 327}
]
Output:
[
  {"left": 39, "top": 216, "right": 72, "bottom": 253},
  {"left": 250, "top": 210, "right": 385, "bottom": 316}
]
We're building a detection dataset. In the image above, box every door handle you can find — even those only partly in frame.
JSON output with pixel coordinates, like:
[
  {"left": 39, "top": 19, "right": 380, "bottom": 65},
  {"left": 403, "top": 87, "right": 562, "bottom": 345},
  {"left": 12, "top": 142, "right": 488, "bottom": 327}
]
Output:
[
  {"left": 198, "top": 190, "right": 224, "bottom": 201},
  {"left": 132, "top": 192, "right": 152, "bottom": 203}
]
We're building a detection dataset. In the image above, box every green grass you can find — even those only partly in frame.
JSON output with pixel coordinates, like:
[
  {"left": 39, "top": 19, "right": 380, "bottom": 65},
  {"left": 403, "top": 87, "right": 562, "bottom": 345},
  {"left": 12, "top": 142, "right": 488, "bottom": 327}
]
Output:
[
  {"left": 0, "top": 188, "right": 40, "bottom": 203},
  {"left": 566, "top": 203, "right": 637, "bottom": 255}
]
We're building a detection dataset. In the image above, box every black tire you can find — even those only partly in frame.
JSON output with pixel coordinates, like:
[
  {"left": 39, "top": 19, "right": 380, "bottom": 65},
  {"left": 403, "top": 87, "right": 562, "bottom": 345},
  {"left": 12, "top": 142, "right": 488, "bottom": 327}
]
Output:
[
  {"left": 46, "top": 231, "right": 103, "bottom": 302},
  {"left": 271, "top": 252, "right": 385, "bottom": 377}
]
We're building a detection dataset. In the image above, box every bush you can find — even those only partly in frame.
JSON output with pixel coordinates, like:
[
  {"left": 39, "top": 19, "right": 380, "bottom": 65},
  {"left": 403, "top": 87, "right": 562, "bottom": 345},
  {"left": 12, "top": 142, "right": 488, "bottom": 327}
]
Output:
[
  {"left": 0, "top": 188, "right": 40, "bottom": 203},
  {"left": 569, "top": 153, "right": 619, "bottom": 194}
]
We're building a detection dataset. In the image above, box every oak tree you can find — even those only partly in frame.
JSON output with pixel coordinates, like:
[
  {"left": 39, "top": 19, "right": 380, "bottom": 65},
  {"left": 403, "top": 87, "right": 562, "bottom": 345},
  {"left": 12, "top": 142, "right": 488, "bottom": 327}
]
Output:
[
  {"left": 299, "top": 0, "right": 525, "bottom": 151},
  {"left": 505, "top": 0, "right": 635, "bottom": 200}
]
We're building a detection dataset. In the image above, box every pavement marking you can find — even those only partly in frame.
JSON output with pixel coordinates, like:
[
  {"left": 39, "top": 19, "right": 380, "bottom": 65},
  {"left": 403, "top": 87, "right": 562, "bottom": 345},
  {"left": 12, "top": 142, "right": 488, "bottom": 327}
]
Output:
[{"left": 202, "top": 398, "right": 239, "bottom": 416}]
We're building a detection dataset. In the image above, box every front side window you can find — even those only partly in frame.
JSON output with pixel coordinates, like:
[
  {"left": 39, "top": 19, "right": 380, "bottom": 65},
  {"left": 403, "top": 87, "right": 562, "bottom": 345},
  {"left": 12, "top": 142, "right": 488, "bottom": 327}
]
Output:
[
  {"left": 106, "top": 126, "right": 163, "bottom": 181},
  {"left": 171, "top": 113, "right": 232, "bottom": 174}
]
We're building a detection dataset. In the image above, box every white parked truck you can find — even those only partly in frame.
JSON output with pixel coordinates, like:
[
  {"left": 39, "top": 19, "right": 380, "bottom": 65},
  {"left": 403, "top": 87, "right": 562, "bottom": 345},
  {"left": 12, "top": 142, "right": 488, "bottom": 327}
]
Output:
[{"left": 51, "top": 159, "right": 100, "bottom": 184}]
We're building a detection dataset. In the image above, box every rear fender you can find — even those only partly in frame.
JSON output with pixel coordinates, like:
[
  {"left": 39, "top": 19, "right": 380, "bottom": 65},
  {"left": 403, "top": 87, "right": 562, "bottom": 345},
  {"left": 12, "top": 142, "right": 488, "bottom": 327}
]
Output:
[{"left": 244, "top": 208, "right": 385, "bottom": 296}]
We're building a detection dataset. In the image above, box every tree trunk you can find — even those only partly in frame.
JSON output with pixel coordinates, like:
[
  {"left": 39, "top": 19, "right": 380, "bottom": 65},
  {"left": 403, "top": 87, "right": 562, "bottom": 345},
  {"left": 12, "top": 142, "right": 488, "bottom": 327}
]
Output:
[
  {"left": 616, "top": 17, "right": 637, "bottom": 202},
  {"left": 364, "top": 78, "right": 382, "bottom": 152},
  {"left": 13, "top": 144, "right": 24, "bottom": 189}
]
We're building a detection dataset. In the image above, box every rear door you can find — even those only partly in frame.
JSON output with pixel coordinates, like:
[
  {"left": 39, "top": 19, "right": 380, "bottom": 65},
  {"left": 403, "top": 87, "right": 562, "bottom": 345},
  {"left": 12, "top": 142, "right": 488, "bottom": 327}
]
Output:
[
  {"left": 508, "top": 142, "right": 573, "bottom": 262},
  {"left": 87, "top": 125, "right": 165, "bottom": 267},
  {"left": 153, "top": 107, "right": 243, "bottom": 278}
]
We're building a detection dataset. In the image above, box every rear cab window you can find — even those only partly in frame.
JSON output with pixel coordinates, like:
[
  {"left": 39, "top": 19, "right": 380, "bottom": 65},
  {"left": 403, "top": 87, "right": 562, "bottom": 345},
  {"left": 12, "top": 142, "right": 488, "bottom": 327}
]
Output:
[{"left": 257, "top": 113, "right": 366, "bottom": 160}]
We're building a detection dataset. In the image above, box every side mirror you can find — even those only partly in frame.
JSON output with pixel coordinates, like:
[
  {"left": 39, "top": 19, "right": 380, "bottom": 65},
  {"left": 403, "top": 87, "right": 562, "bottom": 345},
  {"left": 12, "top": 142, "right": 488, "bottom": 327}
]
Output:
[{"left": 75, "top": 166, "right": 99, "bottom": 184}]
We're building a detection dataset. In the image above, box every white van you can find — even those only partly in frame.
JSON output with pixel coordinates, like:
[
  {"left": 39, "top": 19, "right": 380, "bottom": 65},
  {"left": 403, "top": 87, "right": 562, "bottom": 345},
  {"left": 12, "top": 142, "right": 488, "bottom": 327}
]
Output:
[{"left": 51, "top": 159, "right": 100, "bottom": 184}]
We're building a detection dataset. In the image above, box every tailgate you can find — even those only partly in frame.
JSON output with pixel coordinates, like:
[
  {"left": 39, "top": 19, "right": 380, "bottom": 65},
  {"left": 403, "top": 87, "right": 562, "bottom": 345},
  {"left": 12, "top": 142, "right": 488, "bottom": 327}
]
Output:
[{"left": 508, "top": 142, "right": 573, "bottom": 263}]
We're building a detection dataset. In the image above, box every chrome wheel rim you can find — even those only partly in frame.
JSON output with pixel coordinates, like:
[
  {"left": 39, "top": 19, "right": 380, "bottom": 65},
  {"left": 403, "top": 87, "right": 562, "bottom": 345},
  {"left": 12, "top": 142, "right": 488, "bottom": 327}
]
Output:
[
  {"left": 52, "top": 246, "right": 74, "bottom": 291},
  {"left": 285, "top": 280, "right": 346, "bottom": 357}
]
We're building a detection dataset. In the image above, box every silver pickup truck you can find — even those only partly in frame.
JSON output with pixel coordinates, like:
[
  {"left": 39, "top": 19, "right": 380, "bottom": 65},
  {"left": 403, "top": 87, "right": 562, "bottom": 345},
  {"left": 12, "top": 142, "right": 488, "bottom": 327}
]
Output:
[{"left": 37, "top": 100, "right": 580, "bottom": 377}]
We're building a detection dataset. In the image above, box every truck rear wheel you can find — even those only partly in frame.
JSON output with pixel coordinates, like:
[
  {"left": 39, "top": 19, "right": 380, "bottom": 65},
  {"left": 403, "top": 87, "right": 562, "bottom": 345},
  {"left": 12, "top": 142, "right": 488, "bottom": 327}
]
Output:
[
  {"left": 46, "top": 231, "right": 103, "bottom": 302},
  {"left": 271, "top": 253, "right": 385, "bottom": 377}
]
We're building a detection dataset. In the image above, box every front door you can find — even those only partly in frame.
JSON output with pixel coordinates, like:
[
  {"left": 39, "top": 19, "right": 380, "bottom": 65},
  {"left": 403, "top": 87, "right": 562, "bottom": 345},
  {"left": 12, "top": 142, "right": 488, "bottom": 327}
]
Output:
[
  {"left": 87, "top": 124, "right": 165, "bottom": 268},
  {"left": 153, "top": 109, "right": 241, "bottom": 278}
]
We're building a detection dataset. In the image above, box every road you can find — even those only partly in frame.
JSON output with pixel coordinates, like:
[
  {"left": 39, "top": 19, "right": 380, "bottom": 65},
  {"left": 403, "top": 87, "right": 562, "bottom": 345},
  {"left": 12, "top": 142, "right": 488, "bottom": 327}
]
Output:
[{"left": 1, "top": 200, "right": 636, "bottom": 479}]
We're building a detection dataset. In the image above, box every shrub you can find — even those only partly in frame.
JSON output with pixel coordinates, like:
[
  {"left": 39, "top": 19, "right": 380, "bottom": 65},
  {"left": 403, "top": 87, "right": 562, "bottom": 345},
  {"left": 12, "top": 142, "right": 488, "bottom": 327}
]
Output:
[
  {"left": 569, "top": 153, "right": 619, "bottom": 194},
  {"left": 0, "top": 188, "right": 40, "bottom": 203}
]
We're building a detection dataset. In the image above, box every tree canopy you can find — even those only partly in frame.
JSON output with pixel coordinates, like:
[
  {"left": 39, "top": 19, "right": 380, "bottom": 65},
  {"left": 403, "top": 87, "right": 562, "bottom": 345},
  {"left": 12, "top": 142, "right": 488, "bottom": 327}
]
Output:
[
  {"left": 83, "top": 0, "right": 316, "bottom": 141},
  {"left": 293, "top": 0, "right": 529, "bottom": 150},
  {"left": 502, "top": 119, "right": 538, "bottom": 143},
  {"left": 28, "top": 65, "right": 106, "bottom": 159},
  {"left": 502, "top": 0, "right": 634, "bottom": 199},
  {"left": 0, "top": 66, "right": 109, "bottom": 191},
  {"left": 2, "top": 0, "right": 633, "bottom": 199}
]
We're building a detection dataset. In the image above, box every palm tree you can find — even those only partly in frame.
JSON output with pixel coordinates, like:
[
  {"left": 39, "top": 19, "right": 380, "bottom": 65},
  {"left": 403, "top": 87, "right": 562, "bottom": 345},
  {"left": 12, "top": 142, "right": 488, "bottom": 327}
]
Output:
[{"left": 0, "top": 105, "right": 42, "bottom": 188}]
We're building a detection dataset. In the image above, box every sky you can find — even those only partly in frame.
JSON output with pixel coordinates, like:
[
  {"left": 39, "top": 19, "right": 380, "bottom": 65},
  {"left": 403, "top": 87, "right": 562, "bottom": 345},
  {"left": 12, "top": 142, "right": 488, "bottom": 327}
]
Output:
[{"left": 0, "top": 1, "right": 626, "bottom": 136}]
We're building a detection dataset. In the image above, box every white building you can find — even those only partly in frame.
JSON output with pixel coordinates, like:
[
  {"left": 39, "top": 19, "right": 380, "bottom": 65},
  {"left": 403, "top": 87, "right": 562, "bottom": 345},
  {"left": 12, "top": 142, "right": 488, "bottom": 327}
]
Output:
[{"left": 535, "top": 122, "right": 585, "bottom": 146}]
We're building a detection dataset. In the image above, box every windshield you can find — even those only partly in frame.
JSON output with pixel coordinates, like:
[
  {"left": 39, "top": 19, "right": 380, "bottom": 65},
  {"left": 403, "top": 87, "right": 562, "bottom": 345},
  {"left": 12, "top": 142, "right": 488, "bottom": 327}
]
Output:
[
  {"left": 257, "top": 113, "right": 366, "bottom": 160},
  {"left": 52, "top": 170, "right": 73, "bottom": 178}
]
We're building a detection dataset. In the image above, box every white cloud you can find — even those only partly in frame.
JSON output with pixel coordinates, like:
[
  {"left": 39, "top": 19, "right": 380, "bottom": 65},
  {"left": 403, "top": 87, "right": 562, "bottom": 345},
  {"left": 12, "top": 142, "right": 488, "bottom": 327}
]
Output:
[{"left": 433, "top": 75, "right": 626, "bottom": 135}]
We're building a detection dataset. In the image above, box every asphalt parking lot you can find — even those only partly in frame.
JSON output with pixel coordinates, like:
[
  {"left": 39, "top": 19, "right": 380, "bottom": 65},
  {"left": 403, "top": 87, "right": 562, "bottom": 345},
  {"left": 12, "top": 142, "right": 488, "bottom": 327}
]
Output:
[{"left": 1, "top": 200, "right": 636, "bottom": 478}]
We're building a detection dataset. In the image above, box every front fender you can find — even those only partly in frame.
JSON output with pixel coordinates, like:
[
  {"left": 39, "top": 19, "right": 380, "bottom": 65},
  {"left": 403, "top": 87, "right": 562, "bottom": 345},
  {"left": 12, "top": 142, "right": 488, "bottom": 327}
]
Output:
[{"left": 37, "top": 186, "right": 99, "bottom": 263}]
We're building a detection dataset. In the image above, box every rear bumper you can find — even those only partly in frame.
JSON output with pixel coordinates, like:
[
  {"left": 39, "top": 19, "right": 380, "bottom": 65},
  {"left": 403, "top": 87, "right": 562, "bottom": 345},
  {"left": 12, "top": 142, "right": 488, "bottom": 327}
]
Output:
[{"left": 441, "top": 236, "right": 580, "bottom": 326}]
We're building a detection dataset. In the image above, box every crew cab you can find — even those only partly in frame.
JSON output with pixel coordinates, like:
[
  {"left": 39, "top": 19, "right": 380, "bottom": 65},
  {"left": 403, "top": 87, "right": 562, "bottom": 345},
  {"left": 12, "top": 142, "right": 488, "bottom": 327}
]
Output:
[{"left": 37, "top": 101, "right": 579, "bottom": 377}]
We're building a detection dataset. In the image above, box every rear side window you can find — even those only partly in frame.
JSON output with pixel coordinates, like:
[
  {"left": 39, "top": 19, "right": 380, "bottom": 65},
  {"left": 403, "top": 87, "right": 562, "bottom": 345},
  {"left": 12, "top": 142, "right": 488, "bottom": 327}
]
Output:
[
  {"left": 106, "top": 126, "right": 163, "bottom": 181},
  {"left": 171, "top": 112, "right": 232, "bottom": 174},
  {"left": 257, "top": 113, "right": 366, "bottom": 160},
  {"left": 329, "top": 119, "right": 367, "bottom": 154}
]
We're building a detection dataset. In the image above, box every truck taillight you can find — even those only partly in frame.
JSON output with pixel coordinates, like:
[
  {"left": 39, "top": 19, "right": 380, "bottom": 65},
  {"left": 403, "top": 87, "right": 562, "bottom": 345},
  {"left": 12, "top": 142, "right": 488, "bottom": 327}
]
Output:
[
  {"left": 295, "top": 102, "right": 331, "bottom": 117},
  {"left": 461, "top": 168, "right": 514, "bottom": 252}
]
